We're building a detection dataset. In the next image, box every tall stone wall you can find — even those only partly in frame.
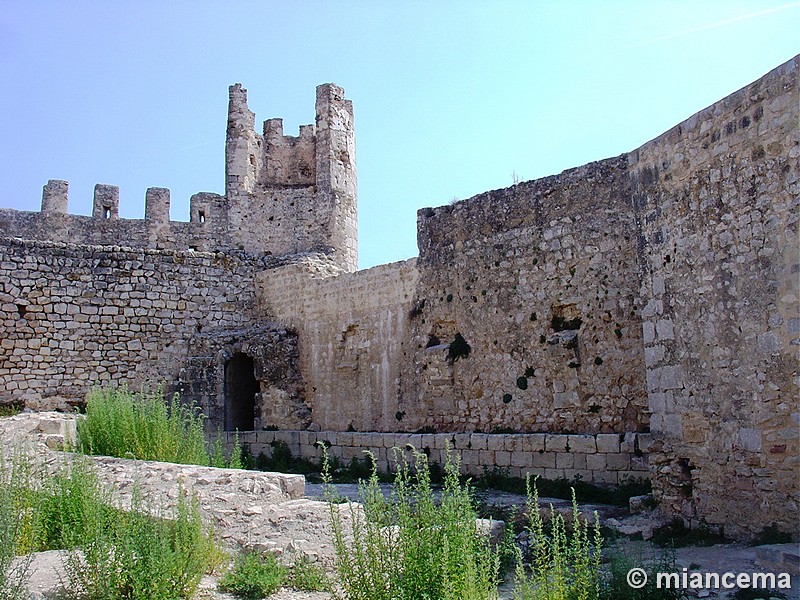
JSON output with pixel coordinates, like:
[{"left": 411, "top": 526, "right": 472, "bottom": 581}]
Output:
[
  {"left": 629, "top": 56, "right": 799, "bottom": 538},
  {"left": 0, "top": 237, "right": 262, "bottom": 409},
  {"left": 256, "top": 257, "right": 418, "bottom": 431},
  {"left": 0, "top": 60, "right": 796, "bottom": 540},
  {"left": 410, "top": 156, "right": 649, "bottom": 435}
]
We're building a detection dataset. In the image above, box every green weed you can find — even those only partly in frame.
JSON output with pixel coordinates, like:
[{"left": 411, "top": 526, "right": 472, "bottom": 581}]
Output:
[
  {"left": 77, "top": 386, "right": 208, "bottom": 465},
  {"left": 325, "top": 445, "right": 500, "bottom": 599},
  {"left": 77, "top": 386, "right": 243, "bottom": 469},
  {"left": 0, "top": 447, "right": 220, "bottom": 600},
  {"left": 512, "top": 477, "right": 602, "bottom": 600},
  {"left": 290, "top": 555, "right": 331, "bottom": 592},
  {"left": 651, "top": 518, "right": 729, "bottom": 548},
  {"left": 0, "top": 451, "right": 33, "bottom": 600},
  {"left": 218, "top": 552, "right": 289, "bottom": 598},
  {"left": 62, "top": 484, "right": 220, "bottom": 600},
  {"left": 601, "top": 547, "right": 686, "bottom": 600}
]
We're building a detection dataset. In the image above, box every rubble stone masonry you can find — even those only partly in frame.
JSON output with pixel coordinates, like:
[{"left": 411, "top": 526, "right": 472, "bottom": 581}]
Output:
[{"left": 0, "top": 57, "right": 797, "bottom": 539}]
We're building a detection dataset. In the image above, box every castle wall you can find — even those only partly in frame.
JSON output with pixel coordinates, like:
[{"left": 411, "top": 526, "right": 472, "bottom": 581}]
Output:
[
  {"left": 410, "top": 156, "right": 649, "bottom": 434},
  {"left": 0, "top": 187, "right": 228, "bottom": 252},
  {"left": 0, "top": 237, "right": 260, "bottom": 409},
  {"left": 227, "top": 429, "right": 651, "bottom": 486},
  {"left": 256, "top": 257, "right": 418, "bottom": 431},
  {"left": 0, "top": 62, "right": 796, "bottom": 540},
  {"left": 629, "top": 56, "right": 799, "bottom": 538}
]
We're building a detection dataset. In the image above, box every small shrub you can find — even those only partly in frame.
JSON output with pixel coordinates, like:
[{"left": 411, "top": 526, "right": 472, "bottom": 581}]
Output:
[
  {"left": 63, "top": 485, "right": 220, "bottom": 600},
  {"left": 551, "top": 315, "right": 583, "bottom": 331},
  {"left": 750, "top": 523, "right": 792, "bottom": 546},
  {"left": 447, "top": 332, "right": 472, "bottom": 364},
  {"left": 602, "top": 547, "right": 686, "bottom": 599},
  {"left": 651, "top": 518, "right": 729, "bottom": 548},
  {"left": 0, "top": 402, "right": 22, "bottom": 418},
  {"left": 290, "top": 555, "right": 331, "bottom": 592},
  {"left": 36, "top": 456, "right": 115, "bottom": 551},
  {"left": 219, "top": 552, "right": 288, "bottom": 598},
  {"left": 1, "top": 448, "right": 220, "bottom": 600},
  {"left": 512, "top": 478, "right": 602, "bottom": 600},
  {"left": 325, "top": 446, "right": 500, "bottom": 599},
  {"left": 475, "top": 468, "right": 651, "bottom": 507}
]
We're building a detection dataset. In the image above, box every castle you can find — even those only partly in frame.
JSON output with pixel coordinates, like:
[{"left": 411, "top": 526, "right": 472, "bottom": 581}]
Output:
[{"left": 1, "top": 56, "right": 797, "bottom": 540}]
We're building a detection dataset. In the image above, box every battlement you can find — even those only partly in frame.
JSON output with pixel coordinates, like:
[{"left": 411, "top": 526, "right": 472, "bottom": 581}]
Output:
[
  {"left": 0, "top": 179, "right": 228, "bottom": 252},
  {"left": 224, "top": 82, "right": 357, "bottom": 270},
  {"left": 0, "top": 83, "right": 358, "bottom": 270}
]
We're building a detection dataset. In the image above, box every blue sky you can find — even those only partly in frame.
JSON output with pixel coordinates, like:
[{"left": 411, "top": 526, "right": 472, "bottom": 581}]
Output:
[{"left": 1, "top": 1, "right": 797, "bottom": 269}]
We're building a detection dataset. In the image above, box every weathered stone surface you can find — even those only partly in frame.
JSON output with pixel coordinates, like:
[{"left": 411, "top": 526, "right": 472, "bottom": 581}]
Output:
[{"left": 0, "top": 57, "right": 797, "bottom": 540}]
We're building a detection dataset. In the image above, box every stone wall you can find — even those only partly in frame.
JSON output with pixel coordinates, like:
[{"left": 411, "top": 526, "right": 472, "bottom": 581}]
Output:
[
  {"left": 0, "top": 237, "right": 262, "bottom": 409},
  {"left": 0, "top": 59, "right": 797, "bottom": 540},
  {"left": 0, "top": 186, "right": 228, "bottom": 252},
  {"left": 629, "top": 56, "right": 799, "bottom": 538},
  {"left": 228, "top": 429, "right": 650, "bottom": 486},
  {"left": 409, "top": 156, "right": 649, "bottom": 434},
  {"left": 256, "top": 257, "right": 419, "bottom": 431}
]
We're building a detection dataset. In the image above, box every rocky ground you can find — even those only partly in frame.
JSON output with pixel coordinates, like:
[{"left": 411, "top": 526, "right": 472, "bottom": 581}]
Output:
[{"left": 3, "top": 412, "right": 798, "bottom": 599}]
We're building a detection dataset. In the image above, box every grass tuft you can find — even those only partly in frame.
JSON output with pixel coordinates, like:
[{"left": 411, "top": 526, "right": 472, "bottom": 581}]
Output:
[{"left": 77, "top": 386, "right": 243, "bottom": 469}]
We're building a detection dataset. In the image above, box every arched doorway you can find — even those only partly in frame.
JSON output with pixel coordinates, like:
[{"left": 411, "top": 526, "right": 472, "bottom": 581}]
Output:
[{"left": 224, "top": 353, "right": 258, "bottom": 431}]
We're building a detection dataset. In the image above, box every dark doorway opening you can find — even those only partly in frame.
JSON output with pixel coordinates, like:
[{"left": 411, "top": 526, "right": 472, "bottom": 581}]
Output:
[{"left": 224, "top": 353, "right": 258, "bottom": 431}]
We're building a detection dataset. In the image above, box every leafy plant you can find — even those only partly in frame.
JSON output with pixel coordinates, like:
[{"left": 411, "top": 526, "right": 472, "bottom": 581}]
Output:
[
  {"left": 1, "top": 447, "right": 220, "bottom": 600},
  {"left": 62, "top": 484, "right": 220, "bottom": 600},
  {"left": 77, "top": 386, "right": 209, "bottom": 466},
  {"left": 324, "top": 445, "right": 500, "bottom": 599},
  {"left": 651, "top": 518, "right": 729, "bottom": 548},
  {"left": 475, "top": 467, "right": 651, "bottom": 507},
  {"left": 218, "top": 552, "right": 288, "bottom": 598},
  {"left": 0, "top": 451, "right": 33, "bottom": 600},
  {"left": 447, "top": 332, "right": 472, "bottom": 364},
  {"left": 602, "top": 547, "right": 686, "bottom": 599},
  {"left": 290, "top": 555, "right": 331, "bottom": 592},
  {"left": 512, "top": 477, "right": 602, "bottom": 600},
  {"left": 0, "top": 402, "right": 22, "bottom": 418}
]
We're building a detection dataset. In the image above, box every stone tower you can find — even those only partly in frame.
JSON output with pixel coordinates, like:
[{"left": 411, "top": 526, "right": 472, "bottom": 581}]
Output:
[{"left": 225, "top": 83, "right": 357, "bottom": 271}]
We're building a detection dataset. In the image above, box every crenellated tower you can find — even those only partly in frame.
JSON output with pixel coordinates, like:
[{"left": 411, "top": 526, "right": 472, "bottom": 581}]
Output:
[{"left": 225, "top": 83, "right": 357, "bottom": 271}]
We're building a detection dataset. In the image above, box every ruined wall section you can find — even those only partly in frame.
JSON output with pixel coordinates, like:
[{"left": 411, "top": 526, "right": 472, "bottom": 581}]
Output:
[
  {"left": 412, "top": 157, "right": 649, "bottom": 434},
  {"left": 630, "top": 56, "right": 798, "bottom": 538},
  {"left": 231, "top": 429, "right": 651, "bottom": 486},
  {"left": 256, "top": 257, "right": 418, "bottom": 431},
  {"left": 225, "top": 84, "right": 357, "bottom": 271},
  {"left": 0, "top": 237, "right": 262, "bottom": 409},
  {"left": 180, "top": 324, "right": 309, "bottom": 432}
]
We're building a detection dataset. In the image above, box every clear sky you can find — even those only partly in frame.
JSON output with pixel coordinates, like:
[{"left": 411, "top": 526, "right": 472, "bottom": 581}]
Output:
[{"left": 1, "top": 1, "right": 797, "bottom": 269}]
